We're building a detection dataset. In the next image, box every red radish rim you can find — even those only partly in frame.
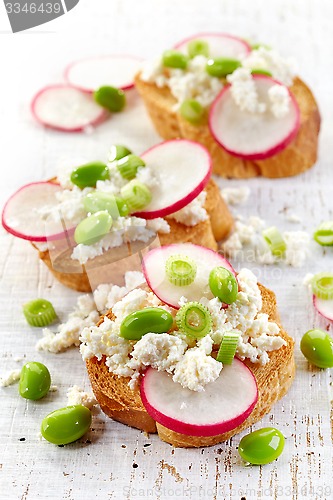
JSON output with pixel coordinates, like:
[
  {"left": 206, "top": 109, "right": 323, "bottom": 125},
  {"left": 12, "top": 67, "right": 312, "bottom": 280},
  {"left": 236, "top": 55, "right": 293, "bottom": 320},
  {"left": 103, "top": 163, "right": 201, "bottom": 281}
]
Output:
[
  {"left": 209, "top": 74, "right": 301, "bottom": 161},
  {"left": 313, "top": 295, "right": 333, "bottom": 322},
  {"left": 174, "top": 32, "right": 251, "bottom": 55},
  {"left": 142, "top": 243, "right": 237, "bottom": 309},
  {"left": 2, "top": 182, "right": 75, "bottom": 242},
  {"left": 64, "top": 55, "right": 144, "bottom": 93},
  {"left": 140, "top": 360, "right": 258, "bottom": 437},
  {"left": 31, "top": 84, "right": 108, "bottom": 133},
  {"left": 134, "top": 139, "right": 212, "bottom": 219}
]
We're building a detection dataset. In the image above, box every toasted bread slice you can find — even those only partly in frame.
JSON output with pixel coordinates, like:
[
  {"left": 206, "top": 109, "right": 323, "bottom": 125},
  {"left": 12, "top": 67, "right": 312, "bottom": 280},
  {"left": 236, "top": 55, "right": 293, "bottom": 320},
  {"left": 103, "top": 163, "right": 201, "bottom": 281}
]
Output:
[
  {"left": 86, "top": 283, "right": 295, "bottom": 447},
  {"left": 32, "top": 179, "right": 233, "bottom": 292},
  {"left": 135, "top": 74, "right": 321, "bottom": 179}
]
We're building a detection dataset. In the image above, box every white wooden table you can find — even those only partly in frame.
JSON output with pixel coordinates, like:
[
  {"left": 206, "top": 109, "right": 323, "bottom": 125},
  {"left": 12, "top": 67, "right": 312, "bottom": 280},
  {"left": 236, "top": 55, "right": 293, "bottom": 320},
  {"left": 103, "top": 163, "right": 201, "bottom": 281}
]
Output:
[{"left": 1, "top": 1, "right": 332, "bottom": 498}]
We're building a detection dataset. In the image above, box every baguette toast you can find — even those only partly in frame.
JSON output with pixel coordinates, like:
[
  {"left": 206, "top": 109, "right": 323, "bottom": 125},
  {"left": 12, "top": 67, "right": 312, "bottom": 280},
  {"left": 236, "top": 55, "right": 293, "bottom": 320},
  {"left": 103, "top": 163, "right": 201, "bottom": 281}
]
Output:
[
  {"left": 86, "top": 283, "right": 295, "bottom": 447},
  {"left": 32, "top": 179, "right": 233, "bottom": 292},
  {"left": 135, "top": 75, "right": 321, "bottom": 179}
]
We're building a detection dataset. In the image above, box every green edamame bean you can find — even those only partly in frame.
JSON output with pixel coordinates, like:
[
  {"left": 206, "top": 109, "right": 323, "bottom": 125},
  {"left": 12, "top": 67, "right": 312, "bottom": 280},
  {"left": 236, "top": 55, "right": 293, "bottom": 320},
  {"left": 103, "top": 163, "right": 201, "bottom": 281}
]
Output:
[
  {"left": 238, "top": 427, "right": 285, "bottom": 465},
  {"left": 83, "top": 192, "right": 129, "bottom": 218},
  {"left": 120, "top": 307, "right": 174, "bottom": 340},
  {"left": 94, "top": 86, "right": 126, "bottom": 113},
  {"left": 209, "top": 267, "right": 238, "bottom": 304},
  {"left": 41, "top": 405, "right": 92, "bottom": 445},
  {"left": 187, "top": 39, "right": 209, "bottom": 58},
  {"left": 74, "top": 211, "right": 113, "bottom": 245},
  {"left": 206, "top": 58, "right": 241, "bottom": 77},
  {"left": 179, "top": 99, "right": 205, "bottom": 125},
  {"left": 300, "top": 329, "right": 333, "bottom": 369},
  {"left": 116, "top": 154, "right": 146, "bottom": 180},
  {"left": 19, "top": 362, "right": 51, "bottom": 400},
  {"left": 251, "top": 68, "right": 272, "bottom": 77},
  {"left": 162, "top": 50, "right": 188, "bottom": 70},
  {"left": 109, "top": 145, "right": 132, "bottom": 162},
  {"left": 70, "top": 162, "right": 110, "bottom": 189}
]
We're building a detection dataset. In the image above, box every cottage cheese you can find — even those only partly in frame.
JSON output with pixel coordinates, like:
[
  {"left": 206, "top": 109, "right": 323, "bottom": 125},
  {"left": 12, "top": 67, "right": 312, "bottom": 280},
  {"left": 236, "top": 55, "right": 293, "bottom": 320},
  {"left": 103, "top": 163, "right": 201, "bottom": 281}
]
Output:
[
  {"left": 227, "top": 68, "right": 266, "bottom": 114},
  {"left": 80, "top": 267, "right": 285, "bottom": 391},
  {"left": 221, "top": 216, "right": 310, "bottom": 267},
  {"left": 140, "top": 55, "right": 223, "bottom": 109},
  {"left": 36, "top": 294, "right": 99, "bottom": 353},
  {"left": 242, "top": 47, "right": 296, "bottom": 87},
  {"left": 67, "top": 385, "right": 97, "bottom": 409},
  {"left": 0, "top": 369, "right": 21, "bottom": 387},
  {"left": 221, "top": 186, "right": 250, "bottom": 206},
  {"left": 168, "top": 191, "right": 208, "bottom": 226},
  {"left": 268, "top": 84, "right": 291, "bottom": 118}
]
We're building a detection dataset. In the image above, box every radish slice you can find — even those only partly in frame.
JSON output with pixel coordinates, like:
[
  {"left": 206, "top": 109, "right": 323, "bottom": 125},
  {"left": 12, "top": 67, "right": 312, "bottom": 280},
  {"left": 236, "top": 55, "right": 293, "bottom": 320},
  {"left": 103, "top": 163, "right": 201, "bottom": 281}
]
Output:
[
  {"left": 134, "top": 140, "right": 212, "bottom": 219},
  {"left": 209, "top": 75, "right": 300, "bottom": 160},
  {"left": 31, "top": 85, "right": 107, "bottom": 132},
  {"left": 64, "top": 55, "right": 143, "bottom": 93},
  {"left": 142, "top": 243, "right": 236, "bottom": 309},
  {"left": 313, "top": 295, "right": 333, "bottom": 322},
  {"left": 2, "top": 182, "right": 73, "bottom": 242},
  {"left": 140, "top": 359, "right": 258, "bottom": 437},
  {"left": 174, "top": 33, "right": 251, "bottom": 59}
]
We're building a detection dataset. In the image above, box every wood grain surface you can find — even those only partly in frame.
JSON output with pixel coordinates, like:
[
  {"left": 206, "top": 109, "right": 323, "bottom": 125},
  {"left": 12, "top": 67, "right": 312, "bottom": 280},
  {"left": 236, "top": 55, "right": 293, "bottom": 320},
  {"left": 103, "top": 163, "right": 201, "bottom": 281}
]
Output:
[{"left": 0, "top": 0, "right": 332, "bottom": 498}]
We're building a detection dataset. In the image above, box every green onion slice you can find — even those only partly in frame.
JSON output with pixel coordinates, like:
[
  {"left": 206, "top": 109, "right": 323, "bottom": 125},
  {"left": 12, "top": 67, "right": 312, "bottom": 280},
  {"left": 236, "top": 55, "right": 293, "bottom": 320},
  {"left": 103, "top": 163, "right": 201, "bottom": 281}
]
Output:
[
  {"left": 262, "top": 226, "right": 287, "bottom": 256},
  {"left": 216, "top": 332, "right": 239, "bottom": 364},
  {"left": 23, "top": 299, "right": 57, "bottom": 327},
  {"left": 311, "top": 273, "right": 333, "bottom": 300},
  {"left": 165, "top": 255, "right": 197, "bottom": 286},
  {"left": 108, "top": 144, "right": 132, "bottom": 162},
  {"left": 120, "top": 180, "right": 152, "bottom": 212},
  {"left": 313, "top": 221, "right": 333, "bottom": 246},
  {"left": 175, "top": 302, "right": 212, "bottom": 338},
  {"left": 116, "top": 154, "right": 146, "bottom": 180},
  {"left": 251, "top": 68, "right": 272, "bottom": 77}
]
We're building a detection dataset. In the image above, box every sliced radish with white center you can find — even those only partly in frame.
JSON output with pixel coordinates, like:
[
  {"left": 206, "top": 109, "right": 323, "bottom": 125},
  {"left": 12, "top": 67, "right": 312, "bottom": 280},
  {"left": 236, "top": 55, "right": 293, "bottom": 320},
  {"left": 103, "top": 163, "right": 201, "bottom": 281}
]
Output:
[
  {"left": 31, "top": 85, "right": 107, "bottom": 132},
  {"left": 140, "top": 359, "right": 258, "bottom": 437},
  {"left": 175, "top": 33, "right": 251, "bottom": 59},
  {"left": 65, "top": 55, "right": 143, "bottom": 93},
  {"left": 313, "top": 295, "right": 333, "bottom": 322},
  {"left": 209, "top": 75, "right": 300, "bottom": 160},
  {"left": 2, "top": 182, "right": 73, "bottom": 242},
  {"left": 134, "top": 140, "right": 212, "bottom": 219},
  {"left": 142, "top": 243, "right": 236, "bottom": 309}
]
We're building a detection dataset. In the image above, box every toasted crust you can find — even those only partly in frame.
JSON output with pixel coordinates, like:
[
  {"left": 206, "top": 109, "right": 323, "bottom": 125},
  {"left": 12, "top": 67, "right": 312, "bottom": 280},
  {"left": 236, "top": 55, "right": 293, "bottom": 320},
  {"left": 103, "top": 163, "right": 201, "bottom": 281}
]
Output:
[
  {"left": 86, "top": 283, "right": 295, "bottom": 447},
  {"left": 32, "top": 179, "right": 233, "bottom": 292},
  {"left": 135, "top": 74, "right": 321, "bottom": 179}
]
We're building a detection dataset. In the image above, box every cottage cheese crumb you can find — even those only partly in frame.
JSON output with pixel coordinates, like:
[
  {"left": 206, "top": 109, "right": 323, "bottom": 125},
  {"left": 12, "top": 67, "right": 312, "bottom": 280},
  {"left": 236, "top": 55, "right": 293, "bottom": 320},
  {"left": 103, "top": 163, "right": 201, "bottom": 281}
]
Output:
[
  {"left": 168, "top": 191, "right": 208, "bottom": 226},
  {"left": 221, "top": 186, "right": 250, "bottom": 206},
  {"left": 268, "top": 84, "right": 291, "bottom": 118},
  {"left": 36, "top": 295, "right": 99, "bottom": 353},
  {"left": 172, "top": 346, "right": 222, "bottom": 392},
  {"left": 0, "top": 369, "right": 21, "bottom": 387},
  {"left": 67, "top": 385, "right": 97, "bottom": 409},
  {"left": 222, "top": 216, "right": 310, "bottom": 267},
  {"left": 242, "top": 47, "right": 296, "bottom": 86},
  {"left": 227, "top": 68, "right": 266, "bottom": 114}
]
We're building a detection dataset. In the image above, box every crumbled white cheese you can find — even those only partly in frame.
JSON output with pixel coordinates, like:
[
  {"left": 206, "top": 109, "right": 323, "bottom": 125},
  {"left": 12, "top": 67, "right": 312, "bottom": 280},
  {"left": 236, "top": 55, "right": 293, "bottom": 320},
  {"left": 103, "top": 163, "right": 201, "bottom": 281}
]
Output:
[
  {"left": 112, "top": 289, "right": 150, "bottom": 321},
  {"left": 136, "top": 166, "right": 160, "bottom": 189},
  {"left": 67, "top": 385, "right": 97, "bottom": 409},
  {"left": 222, "top": 216, "right": 310, "bottom": 267},
  {"left": 146, "top": 218, "right": 171, "bottom": 234},
  {"left": 36, "top": 294, "right": 99, "bottom": 353},
  {"left": 128, "top": 333, "right": 187, "bottom": 373},
  {"left": 49, "top": 385, "right": 58, "bottom": 392},
  {"left": 268, "top": 84, "right": 291, "bottom": 118},
  {"left": 242, "top": 47, "right": 296, "bottom": 86},
  {"left": 227, "top": 68, "right": 266, "bottom": 114},
  {"left": 284, "top": 231, "right": 311, "bottom": 268},
  {"left": 168, "top": 191, "right": 208, "bottom": 226},
  {"left": 303, "top": 273, "right": 314, "bottom": 286},
  {"left": 286, "top": 213, "right": 302, "bottom": 223},
  {"left": 71, "top": 216, "right": 155, "bottom": 265},
  {"left": 93, "top": 284, "right": 128, "bottom": 315},
  {"left": 140, "top": 55, "right": 223, "bottom": 109},
  {"left": 124, "top": 271, "right": 146, "bottom": 291},
  {"left": 221, "top": 186, "right": 250, "bottom": 206},
  {"left": 172, "top": 345, "right": 222, "bottom": 392},
  {"left": 0, "top": 369, "right": 21, "bottom": 387}
]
